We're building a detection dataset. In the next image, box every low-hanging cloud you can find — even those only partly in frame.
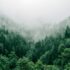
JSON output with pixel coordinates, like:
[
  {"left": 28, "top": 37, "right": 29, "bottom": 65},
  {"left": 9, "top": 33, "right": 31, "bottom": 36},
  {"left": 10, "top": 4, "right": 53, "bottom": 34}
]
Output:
[
  {"left": 0, "top": 0, "right": 70, "bottom": 41},
  {"left": 0, "top": 0, "right": 70, "bottom": 23}
]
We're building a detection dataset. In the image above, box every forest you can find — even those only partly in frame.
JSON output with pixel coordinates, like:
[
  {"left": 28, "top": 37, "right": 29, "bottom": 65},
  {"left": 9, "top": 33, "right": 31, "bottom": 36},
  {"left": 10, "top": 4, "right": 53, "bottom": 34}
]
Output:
[{"left": 0, "top": 24, "right": 70, "bottom": 70}]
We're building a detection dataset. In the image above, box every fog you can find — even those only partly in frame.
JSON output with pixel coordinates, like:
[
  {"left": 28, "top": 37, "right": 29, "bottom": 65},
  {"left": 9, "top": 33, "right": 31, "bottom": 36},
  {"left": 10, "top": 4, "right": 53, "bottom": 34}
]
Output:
[
  {"left": 0, "top": 0, "right": 70, "bottom": 24},
  {"left": 0, "top": 0, "right": 70, "bottom": 41}
]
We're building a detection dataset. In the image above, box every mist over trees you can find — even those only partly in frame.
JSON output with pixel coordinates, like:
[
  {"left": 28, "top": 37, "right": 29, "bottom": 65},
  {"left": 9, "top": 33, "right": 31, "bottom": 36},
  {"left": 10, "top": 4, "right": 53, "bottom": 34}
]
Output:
[{"left": 0, "top": 16, "right": 70, "bottom": 70}]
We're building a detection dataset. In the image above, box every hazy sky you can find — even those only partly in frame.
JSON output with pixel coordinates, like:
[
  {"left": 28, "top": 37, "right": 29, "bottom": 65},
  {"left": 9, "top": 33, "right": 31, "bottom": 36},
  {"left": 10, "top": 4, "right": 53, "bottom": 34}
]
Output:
[{"left": 0, "top": 0, "right": 70, "bottom": 27}]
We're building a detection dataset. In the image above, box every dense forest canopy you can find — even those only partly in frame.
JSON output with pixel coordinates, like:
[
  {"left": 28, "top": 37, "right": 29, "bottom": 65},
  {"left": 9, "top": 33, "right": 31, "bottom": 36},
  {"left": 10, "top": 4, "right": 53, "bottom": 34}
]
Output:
[{"left": 0, "top": 17, "right": 70, "bottom": 70}]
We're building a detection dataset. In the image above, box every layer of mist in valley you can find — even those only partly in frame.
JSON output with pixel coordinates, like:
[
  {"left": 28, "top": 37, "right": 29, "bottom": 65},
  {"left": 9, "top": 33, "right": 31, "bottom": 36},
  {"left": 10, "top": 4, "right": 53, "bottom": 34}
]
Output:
[
  {"left": 0, "top": 0, "right": 70, "bottom": 42},
  {"left": 0, "top": 15, "right": 70, "bottom": 42}
]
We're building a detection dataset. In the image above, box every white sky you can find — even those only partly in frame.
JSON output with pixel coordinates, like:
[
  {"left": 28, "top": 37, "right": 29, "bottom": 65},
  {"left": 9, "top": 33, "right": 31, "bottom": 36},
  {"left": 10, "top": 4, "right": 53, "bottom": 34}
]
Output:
[{"left": 0, "top": 0, "right": 70, "bottom": 26}]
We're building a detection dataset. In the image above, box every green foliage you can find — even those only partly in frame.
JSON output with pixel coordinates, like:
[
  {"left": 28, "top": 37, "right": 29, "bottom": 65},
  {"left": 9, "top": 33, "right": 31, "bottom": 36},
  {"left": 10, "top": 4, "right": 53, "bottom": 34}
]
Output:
[
  {"left": 46, "top": 65, "right": 60, "bottom": 70},
  {"left": 0, "top": 26, "right": 70, "bottom": 70},
  {"left": 31, "top": 41, "right": 47, "bottom": 62},
  {"left": 16, "top": 57, "right": 34, "bottom": 70},
  {"left": 8, "top": 51, "right": 18, "bottom": 69},
  {"left": 64, "top": 63, "right": 70, "bottom": 70},
  {"left": 58, "top": 43, "right": 65, "bottom": 54},
  {"left": 65, "top": 38, "right": 70, "bottom": 48},
  {"left": 0, "top": 55, "right": 9, "bottom": 70},
  {"left": 65, "top": 26, "right": 70, "bottom": 38},
  {"left": 35, "top": 60, "right": 45, "bottom": 70}
]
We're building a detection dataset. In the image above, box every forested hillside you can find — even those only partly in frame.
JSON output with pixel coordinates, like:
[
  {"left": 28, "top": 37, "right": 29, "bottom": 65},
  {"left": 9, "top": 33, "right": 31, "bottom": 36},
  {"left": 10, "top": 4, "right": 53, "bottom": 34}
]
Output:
[{"left": 0, "top": 22, "right": 70, "bottom": 70}]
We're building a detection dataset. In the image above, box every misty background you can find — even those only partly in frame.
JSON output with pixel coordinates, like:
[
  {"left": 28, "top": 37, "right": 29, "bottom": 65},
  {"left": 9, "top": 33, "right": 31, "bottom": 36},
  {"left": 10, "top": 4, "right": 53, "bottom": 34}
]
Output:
[{"left": 0, "top": 0, "right": 70, "bottom": 41}]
